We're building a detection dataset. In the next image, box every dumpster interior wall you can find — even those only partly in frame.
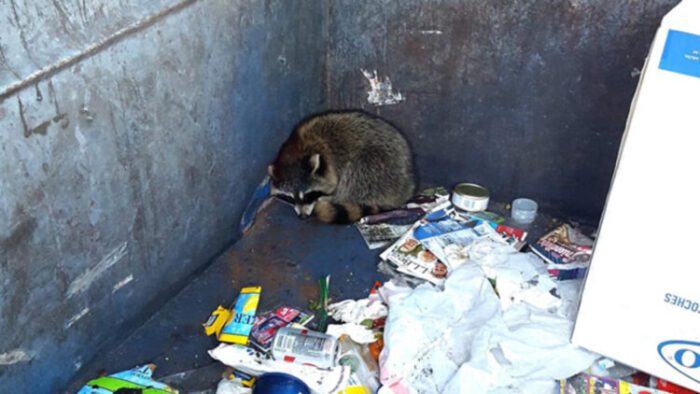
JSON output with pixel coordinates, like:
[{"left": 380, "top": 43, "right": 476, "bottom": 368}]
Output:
[
  {"left": 0, "top": 1, "right": 325, "bottom": 391},
  {"left": 0, "top": 0, "right": 679, "bottom": 392},
  {"left": 326, "top": 0, "right": 679, "bottom": 220}
]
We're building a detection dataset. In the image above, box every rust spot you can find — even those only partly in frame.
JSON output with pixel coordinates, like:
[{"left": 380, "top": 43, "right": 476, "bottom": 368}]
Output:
[
  {"left": 31, "top": 120, "right": 51, "bottom": 136},
  {"left": 17, "top": 96, "right": 68, "bottom": 138},
  {"left": 17, "top": 96, "right": 29, "bottom": 138},
  {"left": 53, "top": 113, "right": 69, "bottom": 128},
  {"left": 34, "top": 84, "right": 43, "bottom": 101},
  {"left": 0, "top": 215, "right": 37, "bottom": 253},
  {"left": 28, "top": 188, "right": 45, "bottom": 205}
]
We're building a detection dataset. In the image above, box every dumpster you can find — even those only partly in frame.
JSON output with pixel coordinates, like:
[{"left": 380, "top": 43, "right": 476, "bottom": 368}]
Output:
[{"left": 0, "top": 0, "right": 691, "bottom": 393}]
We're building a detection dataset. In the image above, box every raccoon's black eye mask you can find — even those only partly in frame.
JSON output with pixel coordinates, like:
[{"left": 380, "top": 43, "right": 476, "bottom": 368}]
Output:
[{"left": 275, "top": 194, "right": 295, "bottom": 205}]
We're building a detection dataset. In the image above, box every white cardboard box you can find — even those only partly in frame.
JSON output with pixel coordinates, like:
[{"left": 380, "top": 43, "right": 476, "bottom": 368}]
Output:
[{"left": 572, "top": 1, "right": 700, "bottom": 391}]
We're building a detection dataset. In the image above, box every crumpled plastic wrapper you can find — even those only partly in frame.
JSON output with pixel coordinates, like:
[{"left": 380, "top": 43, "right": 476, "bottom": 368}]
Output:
[
  {"left": 327, "top": 298, "right": 388, "bottom": 324},
  {"left": 216, "top": 378, "right": 251, "bottom": 394},
  {"left": 326, "top": 323, "right": 377, "bottom": 344}
]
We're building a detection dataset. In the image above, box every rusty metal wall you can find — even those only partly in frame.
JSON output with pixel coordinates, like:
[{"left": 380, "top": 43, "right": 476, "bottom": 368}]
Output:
[
  {"left": 326, "top": 0, "right": 680, "bottom": 220},
  {"left": 0, "top": 0, "right": 325, "bottom": 391}
]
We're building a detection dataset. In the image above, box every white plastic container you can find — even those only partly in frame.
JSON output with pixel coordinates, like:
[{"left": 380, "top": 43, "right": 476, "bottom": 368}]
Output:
[{"left": 511, "top": 198, "right": 538, "bottom": 224}]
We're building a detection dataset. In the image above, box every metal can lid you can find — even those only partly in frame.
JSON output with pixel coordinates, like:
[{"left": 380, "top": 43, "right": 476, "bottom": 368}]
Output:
[{"left": 454, "top": 183, "right": 489, "bottom": 199}]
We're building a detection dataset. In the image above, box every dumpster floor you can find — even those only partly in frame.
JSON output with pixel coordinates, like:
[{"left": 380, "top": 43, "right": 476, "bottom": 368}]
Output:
[
  {"left": 67, "top": 199, "right": 384, "bottom": 392},
  {"left": 67, "top": 198, "right": 583, "bottom": 392}
]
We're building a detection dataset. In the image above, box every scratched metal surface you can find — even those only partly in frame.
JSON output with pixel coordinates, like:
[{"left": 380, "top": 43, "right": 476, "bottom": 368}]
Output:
[
  {"left": 325, "top": 0, "right": 680, "bottom": 221},
  {"left": 0, "top": 1, "right": 325, "bottom": 392},
  {"left": 64, "top": 199, "right": 384, "bottom": 392},
  {"left": 0, "top": 0, "right": 182, "bottom": 93}
]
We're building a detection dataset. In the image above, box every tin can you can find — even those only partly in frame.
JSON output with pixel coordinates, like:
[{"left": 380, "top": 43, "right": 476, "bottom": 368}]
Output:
[
  {"left": 451, "top": 183, "right": 489, "bottom": 212},
  {"left": 271, "top": 327, "right": 338, "bottom": 369}
]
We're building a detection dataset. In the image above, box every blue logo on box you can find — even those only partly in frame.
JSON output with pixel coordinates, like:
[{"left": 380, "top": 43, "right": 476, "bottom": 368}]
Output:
[
  {"left": 658, "top": 340, "right": 700, "bottom": 384},
  {"left": 659, "top": 30, "right": 700, "bottom": 78}
]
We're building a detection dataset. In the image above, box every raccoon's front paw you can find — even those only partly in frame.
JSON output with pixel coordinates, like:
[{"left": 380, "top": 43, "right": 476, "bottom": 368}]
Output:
[{"left": 313, "top": 197, "right": 336, "bottom": 223}]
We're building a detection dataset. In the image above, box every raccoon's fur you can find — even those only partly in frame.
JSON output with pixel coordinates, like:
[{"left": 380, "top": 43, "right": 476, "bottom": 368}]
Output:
[{"left": 268, "top": 110, "right": 416, "bottom": 224}]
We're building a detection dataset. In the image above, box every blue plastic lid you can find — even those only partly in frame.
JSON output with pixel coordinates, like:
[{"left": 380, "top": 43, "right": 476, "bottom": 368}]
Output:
[{"left": 252, "top": 372, "right": 311, "bottom": 394}]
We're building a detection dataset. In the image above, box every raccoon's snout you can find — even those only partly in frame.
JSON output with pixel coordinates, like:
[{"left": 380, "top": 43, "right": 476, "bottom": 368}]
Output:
[
  {"left": 293, "top": 204, "right": 308, "bottom": 219},
  {"left": 294, "top": 202, "right": 316, "bottom": 220}
]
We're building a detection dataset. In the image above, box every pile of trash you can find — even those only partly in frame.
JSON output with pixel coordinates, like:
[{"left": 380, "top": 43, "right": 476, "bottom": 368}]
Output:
[
  {"left": 204, "top": 279, "right": 387, "bottom": 393},
  {"left": 77, "top": 184, "right": 698, "bottom": 394}
]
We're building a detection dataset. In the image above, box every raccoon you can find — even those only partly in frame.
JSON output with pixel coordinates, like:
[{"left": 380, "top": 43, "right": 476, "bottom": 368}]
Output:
[{"left": 268, "top": 110, "right": 416, "bottom": 224}]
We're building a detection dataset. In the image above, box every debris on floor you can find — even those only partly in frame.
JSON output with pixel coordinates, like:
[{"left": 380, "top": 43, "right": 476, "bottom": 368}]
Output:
[
  {"left": 337, "top": 335, "right": 381, "bottom": 392},
  {"left": 250, "top": 306, "right": 314, "bottom": 352},
  {"left": 271, "top": 327, "right": 339, "bottom": 370},
  {"left": 209, "top": 343, "right": 351, "bottom": 393},
  {"left": 530, "top": 224, "right": 593, "bottom": 280},
  {"left": 327, "top": 297, "right": 388, "bottom": 324},
  {"left": 560, "top": 372, "right": 700, "bottom": 394},
  {"left": 355, "top": 189, "right": 450, "bottom": 250},
  {"left": 216, "top": 370, "right": 313, "bottom": 394},
  {"left": 204, "top": 286, "right": 261, "bottom": 345},
  {"left": 84, "top": 184, "right": 699, "bottom": 394},
  {"left": 204, "top": 185, "right": 606, "bottom": 393},
  {"left": 77, "top": 363, "right": 178, "bottom": 393},
  {"left": 378, "top": 263, "right": 597, "bottom": 393}
]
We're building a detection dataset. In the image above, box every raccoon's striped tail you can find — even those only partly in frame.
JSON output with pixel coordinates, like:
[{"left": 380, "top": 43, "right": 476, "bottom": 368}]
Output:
[{"left": 314, "top": 200, "right": 380, "bottom": 224}]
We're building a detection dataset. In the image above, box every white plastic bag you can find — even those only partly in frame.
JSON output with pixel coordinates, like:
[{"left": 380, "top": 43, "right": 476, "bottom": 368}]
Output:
[
  {"left": 379, "top": 264, "right": 501, "bottom": 393},
  {"left": 379, "top": 261, "right": 597, "bottom": 393}
]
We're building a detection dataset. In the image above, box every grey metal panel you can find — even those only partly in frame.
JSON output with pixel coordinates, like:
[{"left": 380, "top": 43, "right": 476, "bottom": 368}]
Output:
[
  {"left": 0, "top": 0, "right": 181, "bottom": 90},
  {"left": 0, "top": 0, "right": 324, "bottom": 391}
]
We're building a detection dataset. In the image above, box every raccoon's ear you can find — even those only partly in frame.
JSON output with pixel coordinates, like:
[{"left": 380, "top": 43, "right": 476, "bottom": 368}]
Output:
[{"left": 309, "top": 153, "right": 324, "bottom": 175}]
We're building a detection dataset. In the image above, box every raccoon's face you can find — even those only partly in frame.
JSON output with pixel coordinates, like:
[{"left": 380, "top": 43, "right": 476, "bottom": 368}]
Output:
[{"left": 268, "top": 153, "right": 335, "bottom": 219}]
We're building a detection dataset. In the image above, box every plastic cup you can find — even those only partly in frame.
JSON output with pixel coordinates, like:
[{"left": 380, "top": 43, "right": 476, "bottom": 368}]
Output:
[{"left": 511, "top": 198, "right": 538, "bottom": 224}]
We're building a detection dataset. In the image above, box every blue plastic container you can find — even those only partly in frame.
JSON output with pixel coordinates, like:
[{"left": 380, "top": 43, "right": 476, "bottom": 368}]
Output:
[{"left": 252, "top": 372, "right": 311, "bottom": 394}]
